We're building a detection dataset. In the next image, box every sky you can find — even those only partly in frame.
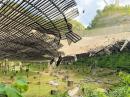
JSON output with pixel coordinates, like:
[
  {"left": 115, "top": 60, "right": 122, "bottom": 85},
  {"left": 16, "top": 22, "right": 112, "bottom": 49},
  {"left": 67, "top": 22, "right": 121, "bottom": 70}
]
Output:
[{"left": 75, "top": 0, "right": 130, "bottom": 27}]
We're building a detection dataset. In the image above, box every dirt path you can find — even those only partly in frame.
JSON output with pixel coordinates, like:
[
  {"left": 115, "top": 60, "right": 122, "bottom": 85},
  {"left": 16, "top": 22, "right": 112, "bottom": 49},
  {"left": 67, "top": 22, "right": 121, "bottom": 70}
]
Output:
[{"left": 59, "top": 32, "right": 130, "bottom": 56}]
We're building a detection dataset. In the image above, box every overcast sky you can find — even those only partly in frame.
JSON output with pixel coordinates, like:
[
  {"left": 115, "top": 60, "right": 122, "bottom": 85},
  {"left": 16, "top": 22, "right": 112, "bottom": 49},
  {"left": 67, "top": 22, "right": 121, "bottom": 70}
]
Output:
[{"left": 75, "top": 0, "right": 130, "bottom": 27}]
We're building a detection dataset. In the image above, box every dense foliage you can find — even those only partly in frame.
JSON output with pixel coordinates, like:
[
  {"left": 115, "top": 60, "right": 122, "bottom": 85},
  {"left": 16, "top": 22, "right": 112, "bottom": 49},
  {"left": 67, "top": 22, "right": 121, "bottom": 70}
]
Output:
[
  {"left": 80, "top": 72, "right": 130, "bottom": 97},
  {"left": 70, "top": 20, "right": 87, "bottom": 33},
  {"left": 13, "top": 79, "right": 28, "bottom": 93},
  {"left": 74, "top": 52, "right": 130, "bottom": 69},
  {"left": 59, "top": 51, "right": 130, "bottom": 78},
  {"left": 0, "top": 79, "right": 28, "bottom": 97}
]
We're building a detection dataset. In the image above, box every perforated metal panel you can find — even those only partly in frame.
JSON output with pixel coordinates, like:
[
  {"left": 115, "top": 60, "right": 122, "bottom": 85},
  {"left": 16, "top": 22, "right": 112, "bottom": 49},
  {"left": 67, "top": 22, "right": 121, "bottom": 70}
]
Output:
[{"left": 0, "top": 0, "right": 79, "bottom": 60}]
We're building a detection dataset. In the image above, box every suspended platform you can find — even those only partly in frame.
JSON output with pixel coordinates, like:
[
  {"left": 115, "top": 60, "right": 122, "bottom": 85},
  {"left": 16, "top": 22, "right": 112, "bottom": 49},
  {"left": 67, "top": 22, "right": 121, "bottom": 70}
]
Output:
[{"left": 0, "top": 0, "right": 80, "bottom": 60}]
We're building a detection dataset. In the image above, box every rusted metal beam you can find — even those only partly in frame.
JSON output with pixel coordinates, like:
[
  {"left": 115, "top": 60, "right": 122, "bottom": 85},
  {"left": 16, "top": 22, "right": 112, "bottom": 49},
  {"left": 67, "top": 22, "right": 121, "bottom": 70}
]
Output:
[{"left": 0, "top": 0, "right": 79, "bottom": 60}]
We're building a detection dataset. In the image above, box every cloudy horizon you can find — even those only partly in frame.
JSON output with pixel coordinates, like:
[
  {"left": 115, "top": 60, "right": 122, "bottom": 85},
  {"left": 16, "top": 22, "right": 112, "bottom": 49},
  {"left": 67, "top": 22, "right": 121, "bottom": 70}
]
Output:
[{"left": 75, "top": 0, "right": 130, "bottom": 27}]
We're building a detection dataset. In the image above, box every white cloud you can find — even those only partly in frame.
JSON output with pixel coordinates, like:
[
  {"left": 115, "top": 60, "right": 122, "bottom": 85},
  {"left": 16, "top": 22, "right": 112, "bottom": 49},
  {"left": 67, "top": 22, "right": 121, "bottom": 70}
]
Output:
[
  {"left": 120, "top": 0, "right": 130, "bottom": 6},
  {"left": 75, "top": 0, "right": 93, "bottom": 27},
  {"left": 75, "top": 0, "right": 130, "bottom": 26},
  {"left": 97, "top": 0, "right": 106, "bottom": 10},
  {"left": 75, "top": 0, "right": 92, "bottom": 13}
]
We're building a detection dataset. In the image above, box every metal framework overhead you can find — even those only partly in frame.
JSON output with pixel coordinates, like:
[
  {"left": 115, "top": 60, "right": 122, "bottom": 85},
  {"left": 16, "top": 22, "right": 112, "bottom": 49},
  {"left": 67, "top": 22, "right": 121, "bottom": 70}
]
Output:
[{"left": 0, "top": 0, "right": 80, "bottom": 60}]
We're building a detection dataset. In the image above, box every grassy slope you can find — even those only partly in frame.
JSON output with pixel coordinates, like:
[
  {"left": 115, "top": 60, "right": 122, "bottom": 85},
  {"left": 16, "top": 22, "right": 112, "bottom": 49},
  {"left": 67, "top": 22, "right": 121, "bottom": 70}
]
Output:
[
  {"left": 89, "top": 5, "right": 130, "bottom": 29},
  {"left": 70, "top": 20, "right": 86, "bottom": 31},
  {"left": 70, "top": 5, "right": 130, "bottom": 36},
  {"left": 0, "top": 63, "right": 120, "bottom": 97},
  {"left": 69, "top": 19, "right": 87, "bottom": 35}
]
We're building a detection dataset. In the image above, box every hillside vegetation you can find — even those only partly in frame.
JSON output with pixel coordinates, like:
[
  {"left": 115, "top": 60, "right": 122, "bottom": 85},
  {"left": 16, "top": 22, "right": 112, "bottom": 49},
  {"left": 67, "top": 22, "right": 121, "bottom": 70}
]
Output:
[
  {"left": 88, "top": 5, "right": 130, "bottom": 29},
  {"left": 71, "top": 5, "right": 130, "bottom": 36},
  {"left": 69, "top": 20, "right": 87, "bottom": 34}
]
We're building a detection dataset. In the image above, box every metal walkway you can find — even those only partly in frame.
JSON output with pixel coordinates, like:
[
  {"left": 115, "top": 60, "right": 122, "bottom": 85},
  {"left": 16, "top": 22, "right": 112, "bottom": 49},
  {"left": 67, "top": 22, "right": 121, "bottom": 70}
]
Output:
[{"left": 0, "top": 0, "right": 79, "bottom": 60}]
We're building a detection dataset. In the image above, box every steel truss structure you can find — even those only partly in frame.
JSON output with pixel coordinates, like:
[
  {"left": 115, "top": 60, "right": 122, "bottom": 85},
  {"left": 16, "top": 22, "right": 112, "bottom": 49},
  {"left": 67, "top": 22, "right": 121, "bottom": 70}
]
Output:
[{"left": 0, "top": 0, "right": 80, "bottom": 60}]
